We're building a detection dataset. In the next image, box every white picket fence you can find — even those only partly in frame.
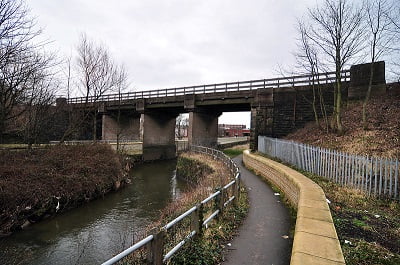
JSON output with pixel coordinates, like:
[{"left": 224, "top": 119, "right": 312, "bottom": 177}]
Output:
[{"left": 258, "top": 136, "right": 400, "bottom": 200}]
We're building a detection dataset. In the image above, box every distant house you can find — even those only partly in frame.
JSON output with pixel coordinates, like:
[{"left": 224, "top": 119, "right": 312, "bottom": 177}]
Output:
[{"left": 218, "top": 124, "right": 250, "bottom": 137}]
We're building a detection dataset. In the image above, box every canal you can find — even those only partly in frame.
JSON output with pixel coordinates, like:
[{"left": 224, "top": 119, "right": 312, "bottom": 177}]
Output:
[{"left": 0, "top": 159, "right": 187, "bottom": 265}]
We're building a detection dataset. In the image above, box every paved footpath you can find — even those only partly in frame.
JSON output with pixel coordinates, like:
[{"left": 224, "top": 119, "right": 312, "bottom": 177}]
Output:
[{"left": 223, "top": 155, "right": 292, "bottom": 265}]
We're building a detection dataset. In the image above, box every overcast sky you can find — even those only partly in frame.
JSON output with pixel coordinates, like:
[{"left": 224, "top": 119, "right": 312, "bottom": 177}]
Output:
[{"left": 30, "top": 0, "right": 316, "bottom": 127}]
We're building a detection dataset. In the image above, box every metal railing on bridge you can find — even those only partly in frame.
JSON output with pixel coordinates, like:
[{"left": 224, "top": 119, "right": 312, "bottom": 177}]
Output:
[
  {"left": 101, "top": 145, "right": 241, "bottom": 265},
  {"left": 67, "top": 70, "right": 350, "bottom": 104},
  {"left": 258, "top": 136, "right": 399, "bottom": 201}
]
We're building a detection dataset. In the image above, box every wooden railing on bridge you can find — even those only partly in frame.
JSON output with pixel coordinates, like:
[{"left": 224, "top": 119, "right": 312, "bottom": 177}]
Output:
[{"left": 67, "top": 70, "right": 350, "bottom": 104}]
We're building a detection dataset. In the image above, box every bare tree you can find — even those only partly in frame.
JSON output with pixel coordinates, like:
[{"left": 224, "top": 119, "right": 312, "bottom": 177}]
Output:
[
  {"left": 22, "top": 65, "right": 58, "bottom": 148},
  {"left": 175, "top": 114, "right": 188, "bottom": 139},
  {"left": 0, "top": 0, "right": 45, "bottom": 143},
  {"left": 76, "top": 33, "right": 126, "bottom": 141},
  {"left": 362, "top": 0, "right": 396, "bottom": 129},
  {"left": 295, "top": 21, "right": 331, "bottom": 131},
  {"left": 389, "top": 3, "right": 400, "bottom": 81},
  {"left": 114, "top": 64, "right": 128, "bottom": 151},
  {"left": 307, "top": 0, "right": 365, "bottom": 134}
]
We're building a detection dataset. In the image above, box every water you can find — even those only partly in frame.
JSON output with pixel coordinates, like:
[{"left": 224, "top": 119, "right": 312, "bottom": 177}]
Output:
[{"left": 0, "top": 159, "right": 186, "bottom": 265}]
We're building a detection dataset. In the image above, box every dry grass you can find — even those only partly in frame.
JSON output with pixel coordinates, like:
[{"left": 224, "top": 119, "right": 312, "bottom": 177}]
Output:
[
  {"left": 286, "top": 89, "right": 400, "bottom": 159},
  {"left": 0, "top": 144, "right": 125, "bottom": 235}
]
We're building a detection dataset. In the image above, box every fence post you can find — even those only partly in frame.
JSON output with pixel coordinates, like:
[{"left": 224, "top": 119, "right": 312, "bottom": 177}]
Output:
[
  {"left": 215, "top": 188, "right": 224, "bottom": 220},
  {"left": 233, "top": 174, "right": 240, "bottom": 206},
  {"left": 384, "top": 158, "right": 388, "bottom": 195},
  {"left": 191, "top": 204, "right": 203, "bottom": 237},
  {"left": 146, "top": 228, "right": 165, "bottom": 265}
]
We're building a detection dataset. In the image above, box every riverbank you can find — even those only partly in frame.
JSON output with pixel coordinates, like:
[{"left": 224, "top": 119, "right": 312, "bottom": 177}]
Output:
[{"left": 0, "top": 144, "right": 128, "bottom": 236}]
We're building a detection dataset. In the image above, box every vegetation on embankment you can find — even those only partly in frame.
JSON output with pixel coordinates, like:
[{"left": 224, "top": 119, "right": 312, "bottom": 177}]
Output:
[
  {"left": 0, "top": 144, "right": 128, "bottom": 236},
  {"left": 162, "top": 152, "right": 246, "bottom": 224},
  {"left": 304, "top": 171, "right": 400, "bottom": 265},
  {"left": 285, "top": 89, "right": 400, "bottom": 158},
  {"left": 223, "top": 144, "right": 249, "bottom": 158},
  {"left": 176, "top": 154, "right": 214, "bottom": 185}
]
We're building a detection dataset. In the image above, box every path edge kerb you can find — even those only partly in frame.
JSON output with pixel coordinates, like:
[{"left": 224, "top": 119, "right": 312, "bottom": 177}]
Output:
[{"left": 243, "top": 150, "right": 345, "bottom": 265}]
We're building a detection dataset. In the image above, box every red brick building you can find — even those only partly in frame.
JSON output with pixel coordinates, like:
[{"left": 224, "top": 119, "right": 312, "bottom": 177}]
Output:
[{"left": 218, "top": 124, "right": 250, "bottom": 137}]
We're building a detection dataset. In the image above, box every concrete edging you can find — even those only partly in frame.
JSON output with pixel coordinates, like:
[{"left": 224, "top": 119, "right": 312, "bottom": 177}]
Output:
[{"left": 242, "top": 150, "right": 345, "bottom": 265}]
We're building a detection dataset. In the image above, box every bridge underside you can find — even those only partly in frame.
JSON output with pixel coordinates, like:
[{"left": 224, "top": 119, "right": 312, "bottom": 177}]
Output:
[
  {"left": 102, "top": 111, "right": 141, "bottom": 141},
  {"left": 98, "top": 93, "right": 273, "bottom": 160},
  {"left": 142, "top": 110, "right": 178, "bottom": 161}
]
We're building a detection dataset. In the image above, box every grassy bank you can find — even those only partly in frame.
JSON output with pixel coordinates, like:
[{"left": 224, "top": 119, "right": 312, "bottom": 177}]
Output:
[
  {"left": 223, "top": 144, "right": 249, "bottom": 158},
  {"left": 285, "top": 90, "right": 400, "bottom": 158},
  {"left": 305, "top": 172, "right": 400, "bottom": 265},
  {"left": 0, "top": 144, "right": 127, "bottom": 236}
]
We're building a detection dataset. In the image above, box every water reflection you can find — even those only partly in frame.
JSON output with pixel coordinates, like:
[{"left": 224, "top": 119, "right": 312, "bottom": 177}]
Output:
[{"left": 0, "top": 159, "right": 186, "bottom": 265}]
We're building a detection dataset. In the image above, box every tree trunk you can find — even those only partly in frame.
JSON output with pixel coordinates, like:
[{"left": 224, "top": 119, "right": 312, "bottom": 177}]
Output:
[
  {"left": 92, "top": 112, "right": 97, "bottom": 141},
  {"left": 363, "top": 33, "right": 377, "bottom": 130},
  {"left": 336, "top": 78, "right": 343, "bottom": 134},
  {"left": 311, "top": 75, "right": 320, "bottom": 128}
]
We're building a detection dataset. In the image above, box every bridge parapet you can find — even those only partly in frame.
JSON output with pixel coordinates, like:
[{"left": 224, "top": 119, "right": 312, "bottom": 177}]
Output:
[{"left": 66, "top": 70, "right": 350, "bottom": 104}]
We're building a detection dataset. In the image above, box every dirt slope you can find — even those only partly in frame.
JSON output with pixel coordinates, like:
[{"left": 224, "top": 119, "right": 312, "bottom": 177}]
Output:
[{"left": 285, "top": 86, "right": 400, "bottom": 159}]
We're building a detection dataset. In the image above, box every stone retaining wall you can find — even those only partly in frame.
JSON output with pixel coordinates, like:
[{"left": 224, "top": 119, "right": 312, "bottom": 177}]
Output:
[{"left": 243, "top": 150, "right": 345, "bottom": 265}]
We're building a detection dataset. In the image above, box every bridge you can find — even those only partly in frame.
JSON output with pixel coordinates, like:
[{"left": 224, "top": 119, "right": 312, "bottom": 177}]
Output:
[{"left": 61, "top": 62, "right": 385, "bottom": 160}]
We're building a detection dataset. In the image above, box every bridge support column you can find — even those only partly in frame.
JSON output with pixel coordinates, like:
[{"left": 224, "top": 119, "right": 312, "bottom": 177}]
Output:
[
  {"left": 102, "top": 112, "right": 141, "bottom": 141},
  {"left": 188, "top": 109, "right": 221, "bottom": 147},
  {"left": 142, "top": 111, "right": 177, "bottom": 161},
  {"left": 250, "top": 107, "right": 274, "bottom": 150},
  {"left": 250, "top": 87, "right": 274, "bottom": 151}
]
